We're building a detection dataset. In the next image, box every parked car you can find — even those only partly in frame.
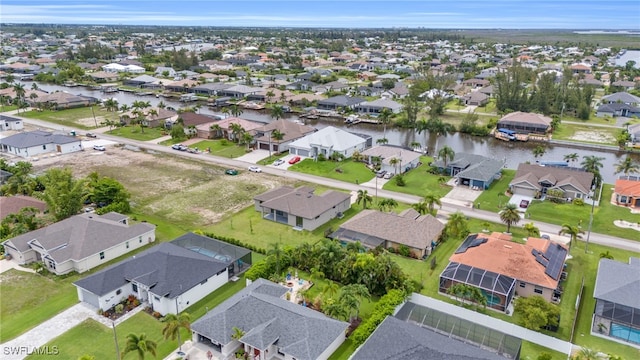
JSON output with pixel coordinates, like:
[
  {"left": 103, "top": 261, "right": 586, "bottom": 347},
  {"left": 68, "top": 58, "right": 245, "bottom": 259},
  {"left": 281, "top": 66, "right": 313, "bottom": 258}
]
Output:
[
  {"left": 225, "top": 169, "right": 238, "bottom": 176},
  {"left": 376, "top": 170, "right": 386, "bottom": 178},
  {"left": 519, "top": 199, "right": 530, "bottom": 208},
  {"left": 383, "top": 172, "right": 394, "bottom": 179},
  {"left": 248, "top": 166, "right": 262, "bottom": 173},
  {"left": 273, "top": 159, "right": 285, "bottom": 166},
  {"left": 85, "top": 132, "right": 97, "bottom": 138},
  {"left": 172, "top": 144, "right": 188, "bottom": 151},
  {"left": 288, "top": 156, "right": 301, "bottom": 164},
  {"left": 93, "top": 145, "right": 106, "bottom": 151}
]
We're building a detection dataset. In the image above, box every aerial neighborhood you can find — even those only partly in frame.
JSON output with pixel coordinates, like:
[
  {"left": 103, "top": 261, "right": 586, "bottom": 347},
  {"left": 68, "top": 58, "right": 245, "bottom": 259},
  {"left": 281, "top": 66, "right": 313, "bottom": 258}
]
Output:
[{"left": 1, "top": 21, "right": 640, "bottom": 360}]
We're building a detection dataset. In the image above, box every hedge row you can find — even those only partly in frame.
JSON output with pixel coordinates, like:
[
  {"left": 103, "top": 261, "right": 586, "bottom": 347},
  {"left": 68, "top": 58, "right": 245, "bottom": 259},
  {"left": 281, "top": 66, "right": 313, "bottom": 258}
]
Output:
[
  {"left": 349, "top": 289, "right": 407, "bottom": 345},
  {"left": 202, "top": 232, "right": 267, "bottom": 254}
]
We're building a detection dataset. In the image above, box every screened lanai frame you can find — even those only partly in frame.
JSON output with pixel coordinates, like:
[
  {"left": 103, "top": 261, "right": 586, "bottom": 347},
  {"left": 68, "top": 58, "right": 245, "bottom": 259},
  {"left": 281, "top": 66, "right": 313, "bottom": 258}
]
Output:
[
  {"left": 328, "top": 228, "right": 386, "bottom": 249},
  {"left": 439, "top": 262, "right": 516, "bottom": 312},
  {"left": 171, "top": 235, "right": 252, "bottom": 277},
  {"left": 593, "top": 298, "right": 640, "bottom": 345},
  {"left": 396, "top": 302, "right": 522, "bottom": 359}
]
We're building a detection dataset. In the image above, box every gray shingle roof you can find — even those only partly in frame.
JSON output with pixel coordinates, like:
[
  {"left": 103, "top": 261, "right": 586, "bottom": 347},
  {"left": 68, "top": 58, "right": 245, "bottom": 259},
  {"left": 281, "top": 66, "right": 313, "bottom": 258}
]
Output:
[
  {"left": 336, "top": 209, "right": 444, "bottom": 250},
  {"left": 73, "top": 242, "right": 229, "bottom": 298},
  {"left": 351, "top": 316, "right": 508, "bottom": 360},
  {"left": 602, "top": 92, "right": 640, "bottom": 104},
  {"left": 256, "top": 186, "right": 350, "bottom": 219},
  {"left": 191, "top": 279, "right": 348, "bottom": 360},
  {"left": 318, "top": 95, "right": 365, "bottom": 107},
  {"left": 3, "top": 212, "right": 154, "bottom": 262},
  {"left": 593, "top": 258, "right": 640, "bottom": 309},
  {"left": 432, "top": 153, "right": 504, "bottom": 183},
  {"left": 1, "top": 130, "right": 80, "bottom": 148}
]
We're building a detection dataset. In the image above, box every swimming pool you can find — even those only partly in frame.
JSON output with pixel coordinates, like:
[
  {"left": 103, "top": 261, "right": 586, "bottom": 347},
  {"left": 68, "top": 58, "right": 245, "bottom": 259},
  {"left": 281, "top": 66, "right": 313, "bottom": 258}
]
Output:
[
  {"left": 186, "top": 246, "right": 232, "bottom": 263},
  {"left": 610, "top": 323, "right": 640, "bottom": 345}
]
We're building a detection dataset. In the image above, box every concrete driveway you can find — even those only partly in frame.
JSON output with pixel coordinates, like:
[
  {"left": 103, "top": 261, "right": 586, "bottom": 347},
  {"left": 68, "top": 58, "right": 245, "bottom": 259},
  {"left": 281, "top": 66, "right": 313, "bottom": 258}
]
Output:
[
  {"left": 508, "top": 194, "right": 533, "bottom": 213},
  {"left": 443, "top": 186, "right": 483, "bottom": 208},
  {"left": 235, "top": 149, "right": 270, "bottom": 164}
]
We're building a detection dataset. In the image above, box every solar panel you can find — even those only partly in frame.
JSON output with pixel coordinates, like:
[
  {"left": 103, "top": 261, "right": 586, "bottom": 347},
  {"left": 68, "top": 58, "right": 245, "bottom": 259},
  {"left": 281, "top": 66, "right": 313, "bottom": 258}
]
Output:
[
  {"left": 544, "top": 243, "right": 567, "bottom": 280},
  {"left": 535, "top": 254, "right": 549, "bottom": 267},
  {"left": 455, "top": 234, "right": 488, "bottom": 254}
]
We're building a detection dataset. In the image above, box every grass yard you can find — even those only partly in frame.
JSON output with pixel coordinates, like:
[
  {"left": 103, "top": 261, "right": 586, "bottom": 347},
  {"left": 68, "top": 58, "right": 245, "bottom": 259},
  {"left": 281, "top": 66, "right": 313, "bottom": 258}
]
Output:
[
  {"left": 20, "top": 107, "right": 113, "bottom": 130},
  {"left": 190, "top": 139, "right": 248, "bottom": 158},
  {"left": 474, "top": 169, "right": 516, "bottom": 211},
  {"left": 552, "top": 123, "right": 620, "bottom": 146},
  {"left": 383, "top": 156, "right": 452, "bottom": 198},
  {"left": 1, "top": 105, "right": 19, "bottom": 112},
  {"left": 288, "top": 158, "right": 375, "bottom": 185},
  {"left": 0, "top": 270, "right": 78, "bottom": 343},
  {"left": 107, "top": 125, "right": 166, "bottom": 141},
  {"left": 256, "top": 152, "right": 288, "bottom": 165}
]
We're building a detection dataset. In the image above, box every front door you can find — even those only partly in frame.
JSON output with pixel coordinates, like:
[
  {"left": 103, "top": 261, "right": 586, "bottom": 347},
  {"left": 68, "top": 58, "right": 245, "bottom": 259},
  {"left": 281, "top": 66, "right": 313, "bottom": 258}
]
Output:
[{"left": 296, "top": 216, "right": 303, "bottom": 227}]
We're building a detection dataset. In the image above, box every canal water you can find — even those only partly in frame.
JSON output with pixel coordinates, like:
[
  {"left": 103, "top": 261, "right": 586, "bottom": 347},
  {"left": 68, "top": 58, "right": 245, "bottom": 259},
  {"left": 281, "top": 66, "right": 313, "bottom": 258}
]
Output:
[{"left": 17, "top": 81, "right": 637, "bottom": 184}]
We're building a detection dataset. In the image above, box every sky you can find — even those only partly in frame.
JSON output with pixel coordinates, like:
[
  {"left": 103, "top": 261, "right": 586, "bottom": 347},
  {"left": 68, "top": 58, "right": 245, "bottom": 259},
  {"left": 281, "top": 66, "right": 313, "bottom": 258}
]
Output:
[{"left": 1, "top": 0, "right": 639, "bottom": 29}]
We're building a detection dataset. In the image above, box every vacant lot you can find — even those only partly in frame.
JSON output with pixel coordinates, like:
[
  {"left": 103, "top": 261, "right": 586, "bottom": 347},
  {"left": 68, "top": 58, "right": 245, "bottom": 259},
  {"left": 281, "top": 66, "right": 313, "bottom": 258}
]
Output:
[
  {"left": 289, "top": 158, "right": 375, "bottom": 184},
  {"left": 20, "top": 107, "right": 114, "bottom": 130}
]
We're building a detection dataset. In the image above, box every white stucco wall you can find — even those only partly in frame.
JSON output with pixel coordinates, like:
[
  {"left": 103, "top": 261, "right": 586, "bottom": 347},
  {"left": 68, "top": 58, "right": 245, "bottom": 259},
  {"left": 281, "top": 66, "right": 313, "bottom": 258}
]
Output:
[{"left": 152, "top": 268, "right": 229, "bottom": 315}]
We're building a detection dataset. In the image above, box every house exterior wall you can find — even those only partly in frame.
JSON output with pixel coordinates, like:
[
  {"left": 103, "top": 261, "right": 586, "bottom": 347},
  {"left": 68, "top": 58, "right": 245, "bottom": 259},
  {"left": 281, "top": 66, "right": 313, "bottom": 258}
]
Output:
[
  {"left": 95, "top": 283, "right": 136, "bottom": 311},
  {"left": 556, "top": 185, "right": 585, "bottom": 200},
  {"left": 515, "top": 281, "right": 554, "bottom": 302},
  {"left": 301, "top": 198, "right": 351, "bottom": 231},
  {"left": 2, "top": 241, "right": 37, "bottom": 264},
  {"left": 68, "top": 229, "right": 156, "bottom": 275},
  {"left": 77, "top": 287, "right": 100, "bottom": 309},
  {"left": 152, "top": 268, "right": 228, "bottom": 315},
  {"left": 0, "top": 120, "right": 23, "bottom": 131},
  {"left": 57, "top": 141, "right": 83, "bottom": 154}
]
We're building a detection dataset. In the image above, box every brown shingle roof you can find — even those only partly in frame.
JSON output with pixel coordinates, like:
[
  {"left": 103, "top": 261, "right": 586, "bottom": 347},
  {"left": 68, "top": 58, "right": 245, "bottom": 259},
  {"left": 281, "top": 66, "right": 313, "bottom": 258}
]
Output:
[
  {"left": 253, "top": 119, "right": 317, "bottom": 143},
  {"left": 337, "top": 209, "right": 444, "bottom": 250},
  {"left": 510, "top": 163, "right": 594, "bottom": 195},
  {"left": 498, "top": 112, "right": 552, "bottom": 126},
  {"left": 449, "top": 232, "right": 565, "bottom": 289},
  {"left": 256, "top": 186, "right": 350, "bottom": 219},
  {"left": 0, "top": 196, "right": 47, "bottom": 221}
]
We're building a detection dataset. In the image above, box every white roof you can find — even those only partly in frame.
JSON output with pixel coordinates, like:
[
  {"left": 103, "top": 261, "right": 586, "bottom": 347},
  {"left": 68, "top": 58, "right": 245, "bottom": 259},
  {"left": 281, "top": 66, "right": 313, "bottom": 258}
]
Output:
[{"left": 289, "top": 126, "right": 365, "bottom": 152}]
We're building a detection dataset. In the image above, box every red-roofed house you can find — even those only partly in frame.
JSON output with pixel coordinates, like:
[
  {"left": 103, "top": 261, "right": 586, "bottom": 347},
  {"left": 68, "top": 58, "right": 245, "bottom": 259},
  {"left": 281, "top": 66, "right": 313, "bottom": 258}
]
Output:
[
  {"left": 440, "top": 232, "right": 568, "bottom": 312},
  {"left": 614, "top": 177, "right": 640, "bottom": 209}
]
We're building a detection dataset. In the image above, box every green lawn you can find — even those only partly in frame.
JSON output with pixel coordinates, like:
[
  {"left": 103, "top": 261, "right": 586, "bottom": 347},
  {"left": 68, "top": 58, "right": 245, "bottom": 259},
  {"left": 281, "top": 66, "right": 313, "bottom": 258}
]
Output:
[
  {"left": 0, "top": 270, "right": 78, "bottom": 342},
  {"left": 107, "top": 125, "right": 166, "bottom": 141},
  {"left": 20, "top": 107, "right": 113, "bottom": 129},
  {"left": 474, "top": 169, "right": 516, "bottom": 211},
  {"left": 0, "top": 105, "right": 19, "bottom": 112},
  {"left": 289, "top": 159, "right": 375, "bottom": 185},
  {"left": 190, "top": 139, "right": 248, "bottom": 158},
  {"left": 382, "top": 156, "right": 452, "bottom": 198},
  {"left": 256, "top": 152, "right": 288, "bottom": 165}
]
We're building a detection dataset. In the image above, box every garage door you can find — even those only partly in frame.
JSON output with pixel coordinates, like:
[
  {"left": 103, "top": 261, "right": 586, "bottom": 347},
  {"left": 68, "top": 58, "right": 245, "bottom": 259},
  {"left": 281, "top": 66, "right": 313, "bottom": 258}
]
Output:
[
  {"left": 79, "top": 289, "right": 100, "bottom": 309},
  {"left": 259, "top": 143, "right": 270, "bottom": 150},
  {"left": 297, "top": 149, "right": 310, "bottom": 157}
]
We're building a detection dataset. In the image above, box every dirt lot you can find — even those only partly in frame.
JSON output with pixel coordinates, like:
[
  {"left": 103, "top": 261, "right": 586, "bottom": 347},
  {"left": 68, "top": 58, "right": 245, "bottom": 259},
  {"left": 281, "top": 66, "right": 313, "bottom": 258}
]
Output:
[{"left": 27, "top": 145, "right": 296, "bottom": 228}]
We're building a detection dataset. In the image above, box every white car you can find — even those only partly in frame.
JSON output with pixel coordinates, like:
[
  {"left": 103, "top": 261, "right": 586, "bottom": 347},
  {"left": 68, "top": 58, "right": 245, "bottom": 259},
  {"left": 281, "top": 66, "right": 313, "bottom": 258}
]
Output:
[
  {"left": 93, "top": 145, "right": 106, "bottom": 151},
  {"left": 248, "top": 166, "right": 262, "bottom": 173},
  {"left": 273, "top": 159, "right": 285, "bottom": 166}
]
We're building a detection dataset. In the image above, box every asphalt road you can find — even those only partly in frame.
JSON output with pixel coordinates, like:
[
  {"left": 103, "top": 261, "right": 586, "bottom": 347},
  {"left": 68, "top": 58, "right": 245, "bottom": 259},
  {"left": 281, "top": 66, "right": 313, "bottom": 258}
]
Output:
[{"left": 13, "top": 115, "right": 640, "bottom": 253}]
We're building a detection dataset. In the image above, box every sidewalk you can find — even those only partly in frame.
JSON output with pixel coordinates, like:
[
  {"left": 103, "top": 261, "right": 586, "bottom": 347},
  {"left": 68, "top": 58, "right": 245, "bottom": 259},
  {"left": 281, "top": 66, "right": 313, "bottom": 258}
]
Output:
[{"left": 0, "top": 259, "right": 36, "bottom": 274}]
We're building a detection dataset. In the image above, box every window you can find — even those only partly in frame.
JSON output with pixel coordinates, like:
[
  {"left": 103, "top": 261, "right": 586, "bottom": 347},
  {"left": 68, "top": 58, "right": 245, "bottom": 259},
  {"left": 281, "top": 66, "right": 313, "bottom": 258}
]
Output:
[
  {"left": 99, "top": 252, "right": 105, "bottom": 260},
  {"left": 534, "top": 286, "right": 543, "bottom": 294},
  {"left": 126, "top": 242, "right": 129, "bottom": 249},
  {"left": 154, "top": 296, "right": 160, "bottom": 301},
  {"left": 200, "top": 279, "right": 208, "bottom": 285},
  {"left": 519, "top": 282, "right": 526, "bottom": 288},
  {"left": 116, "top": 289, "right": 122, "bottom": 295},
  {"left": 139, "top": 236, "right": 142, "bottom": 243},
  {"left": 42, "top": 145, "right": 46, "bottom": 150},
  {"left": 132, "top": 283, "right": 138, "bottom": 292},
  {"left": 48, "top": 260, "right": 56, "bottom": 270}
]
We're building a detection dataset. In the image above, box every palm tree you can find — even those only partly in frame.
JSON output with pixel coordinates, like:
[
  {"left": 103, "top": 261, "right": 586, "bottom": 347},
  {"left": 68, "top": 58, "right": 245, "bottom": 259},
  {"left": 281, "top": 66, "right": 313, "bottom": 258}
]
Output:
[
  {"left": 229, "top": 123, "right": 245, "bottom": 142},
  {"left": 574, "top": 347, "right": 606, "bottom": 360},
  {"left": 445, "top": 211, "right": 469, "bottom": 240},
  {"left": 209, "top": 124, "right": 222, "bottom": 139},
  {"left": 532, "top": 145, "right": 546, "bottom": 159},
  {"left": 378, "top": 108, "right": 393, "bottom": 139},
  {"left": 437, "top": 145, "right": 455, "bottom": 172},
  {"left": 265, "top": 90, "right": 275, "bottom": 103},
  {"left": 270, "top": 105, "right": 285, "bottom": 121},
  {"left": 340, "top": 284, "right": 370, "bottom": 319},
  {"left": 376, "top": 138, "right": 389, "bottom": 145},
  {"left": 271, "top": 129, "right": 285, "bottom": 141},
  {"left": 564, "top": 152, "right": 579, "bottom": 166},
  {"left": 321, "top": 281, "right": 340, "bottom": 301},
  {"left": 323, "top": 298, "right": 349, "bottom": 320},
  {"left": 104, "top": 98, "right": 119, "bottom": 112},
  {"left": 581, "top": 155, "right": 605, "bottom": 186},
  {"left": 377, "top": 198, "right": 398, "bottom": 212},
  {"left": 500, "top": 203, "right": 521, "bottom": 233},
  {"left": 421, "top": 192, "right": 442, "bottom": 216},
  {"left": 121, "top": 333, "right": 157, "bottom": 360},
  {"left": 231, "top": 327, "right": 245, "bottom": 340},
  {"left": 388, "top": 157, "right": 400, "bottom": 175},
  {"left": 12, "top": 83, "right": 25, "bottom": 113},
  {"left": 411, "top": 201, "right": 429, "bottom": 215},
  {"left": 267, "top": 242, "right": 286, "bottom": 277},
  {"left": 241, "top": 132, "right": 254, "bottom": 150},
  {"left": 523, "top": 222, "right": 540, "bottom": 237},
  {"left": 615, "top": 156, "right": 639, "bottom": 176},
  {"left": 161, "top": 313, "right": 191, "bottom": 351},
  {"left": 356, "top": 189, "right": 373, "bottom": 209},
  {"left": 410, "top": 141, "right": 422, "bottom": 152},
  {"left": 559, "top": 223, "right": 585, "bottom": 248},
  {"left": 119, "top": 104, "right": 130, "bottom": 112},
  {"left": 29, "top": 92, "right": 39, "bottom": 110},
  {"left": 599, "top": 251, "right": 614, "bottom": 260},
  {"left": 229, "top": 104, "right": 243, "bottom": 117}
]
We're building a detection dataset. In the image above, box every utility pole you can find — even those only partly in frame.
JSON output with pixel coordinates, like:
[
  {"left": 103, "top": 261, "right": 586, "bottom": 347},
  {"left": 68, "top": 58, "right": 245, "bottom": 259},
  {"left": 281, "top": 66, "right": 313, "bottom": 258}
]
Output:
[
  {"left": 91, "top": 105, "right": 98, "bottom": 128},
  {"left": 112, "top": 321, "right": 120, "bottom": 360},
  {"left": 585, "top": 182, "right": 602, "bottom": 253}
]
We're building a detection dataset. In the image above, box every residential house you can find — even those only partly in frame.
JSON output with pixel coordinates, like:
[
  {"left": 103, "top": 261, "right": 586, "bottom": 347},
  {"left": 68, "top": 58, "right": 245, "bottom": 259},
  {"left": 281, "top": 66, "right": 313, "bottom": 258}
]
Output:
[
  {"left": 360, "top": 145, "right": 422, "bottom": 175},
  {"left": 570, "top": 64, "right": 592, "bottom": 74},
  {"left": 102, "top": 63, "right": 145, "bottom": 73},
  {"left": 611, "top": 80, "right": 637, "bottom": 91},
  {"left": 87, "top": 71, "right": 119, "bottom": 83},
  {"left": 462, "top": 78, "right": 490, "bottom": 88},
  {"left": 497, "top": 112, "right": 552, "bottom": 134},
  {"left": 592, "top": 258, "right": 640, "bottom": 347},
  {"left": 3, "top": 212, "right": 155, "bottom": 275},
  {"left": 509, "top": 163, "right": 594, "bottom": 200},
  {"left": 0, "top": 196, "right": 47, "bottom": 221},
  {"left": 32, "top": 91, "right": 97, "bottom": 110},
  {"left": 164, "top": 79, "right": 199, "bottom": 93},
  {"left": 317, "top": 95, "right": 365, "bottom": 111},
  {"left": 330, "top": 208, "right": 444, "bottom": 258},
  {"left": 463, "top": 91, "right": 489, "bottom": 106},
  {"left": 432, "top": 153, "right": 504, "bottom": 190},
  {"left": 123, "top": 74, "right": 161, "bottom": 88},
  {"left": 357, "top": 98, "right": 403, "bottom": 115},
  {"left": 613, "top": 176, "right": 640, "bottom": 209},
  {"left": 191, "top": 278, "right": 348, "bottom": 360},
  {"left": 154, "top": 66, "right": 176, "bottom": 78},
  {"left": 601, "top": 92, "right": 640, "bottom": 106},
  {"left": 596, "top": 103, "right": 640, "bottom": 118},
  {"left": 0, "top": 114, "right": 24, "bottom": 131},
  {"left": 351, "top": 316, "right": 516, "bottom": 360},
  {"left": 629, "top": 123, "right": 640, "bottom": 146},
  {"left": 120, "top": 107, "right": 178, "bottom": 128},
  {"left": 288, "top": 126, "right": 368, "bottom": 159},
  {"left": 440, "top": 232, "right": 568, "bottom": 312},
  {"left": 253, "top": 186, "right": 350, "bottom": 231},
  {"left": 0, "top": 130, "right": 83, "bottom": 158},
  {"left": 197, "top": 117, "right": 263, "bottom": 141},
  {"left": 74, "top": 232, "right": 251, "bottom": 315},
  {"left": 217, "top": 85, "right": 262, "bottom": 99},
  {"left": 192, "top": 83, "right": 232, "bottom": 96},
  {"left": 253, "top": 119, "right": 316, "bottom": 153},
  {"left": 288, "top": 93, "right": 325, "bottom": 107}
]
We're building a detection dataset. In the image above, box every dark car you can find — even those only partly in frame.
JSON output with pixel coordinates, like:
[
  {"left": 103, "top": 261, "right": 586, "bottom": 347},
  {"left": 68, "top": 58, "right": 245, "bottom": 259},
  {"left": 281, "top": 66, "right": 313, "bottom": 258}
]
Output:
[
  {"left": 225, "top": 169, "right": 238, "bottom": 176},
  {"left": 85, "top": 133, "right": 97, "bottom": 138},
  {"left": 519, "top": 199, "right": 530, "bottom": 208}
]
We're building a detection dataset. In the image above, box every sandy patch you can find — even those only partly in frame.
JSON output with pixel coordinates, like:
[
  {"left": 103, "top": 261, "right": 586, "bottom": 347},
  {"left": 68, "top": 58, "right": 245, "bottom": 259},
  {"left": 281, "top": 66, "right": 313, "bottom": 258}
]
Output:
[{"left": 569, "top": 131, "right": 615, "bottom": 144}]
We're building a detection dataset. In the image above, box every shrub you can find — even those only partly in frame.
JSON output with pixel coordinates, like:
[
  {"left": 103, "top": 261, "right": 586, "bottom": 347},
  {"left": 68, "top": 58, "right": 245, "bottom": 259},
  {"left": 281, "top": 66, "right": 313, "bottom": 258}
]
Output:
[
  {"left": 115, "top": 304, "right": 124, "bottom": 314},
  {"left": 317, "top": 153, "right": 326, "bottom": 161},
  {"left": 350, "top": 289, "right": 406, "bottom": 345},
  {"left": 152, "top": 311, "right": 162, "bottom": 319},
  {"left": 394, "top": 174, "right": 406, "bottom": 187},
  {"left": 572, "top": 198, "right": 585, "bottom": 206},
  {"left": 398, "top": 245, "right": 411, "bottom": 257}
]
